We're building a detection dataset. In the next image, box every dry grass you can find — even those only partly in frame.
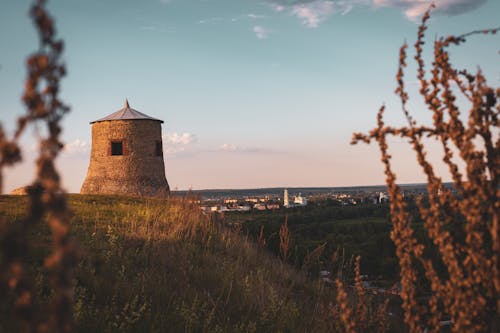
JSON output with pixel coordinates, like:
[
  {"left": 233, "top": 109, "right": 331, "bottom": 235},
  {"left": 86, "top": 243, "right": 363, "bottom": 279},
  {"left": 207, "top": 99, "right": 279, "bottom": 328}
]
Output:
[
  {"left": 1, "top": 194, "right": 338, "bottom": 332},
  {"left": 335, "top": 256, "right": 389, "bottom": 333}
]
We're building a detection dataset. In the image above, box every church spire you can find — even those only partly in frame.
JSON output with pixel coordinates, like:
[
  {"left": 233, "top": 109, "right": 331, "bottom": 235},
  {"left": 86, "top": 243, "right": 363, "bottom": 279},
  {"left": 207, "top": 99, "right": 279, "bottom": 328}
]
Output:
[{"left": 124, "top": 98, "right": 130, "bottom": 109}]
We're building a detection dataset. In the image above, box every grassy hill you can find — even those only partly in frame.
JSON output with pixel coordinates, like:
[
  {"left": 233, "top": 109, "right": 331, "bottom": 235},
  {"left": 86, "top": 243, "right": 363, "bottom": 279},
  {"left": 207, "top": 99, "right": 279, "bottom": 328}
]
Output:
[
  {"left": 227, "top": 201, "right": 398, "bottom": 281},
  {"left": 0, "top": 194, "right": 345, "bottom": 332}
]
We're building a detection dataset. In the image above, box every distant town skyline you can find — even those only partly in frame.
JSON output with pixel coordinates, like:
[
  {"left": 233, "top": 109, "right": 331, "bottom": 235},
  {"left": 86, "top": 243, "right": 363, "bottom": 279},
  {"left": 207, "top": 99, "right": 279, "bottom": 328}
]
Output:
[{"left": 1, "top": 0, "right": 499, "bottom": 192}]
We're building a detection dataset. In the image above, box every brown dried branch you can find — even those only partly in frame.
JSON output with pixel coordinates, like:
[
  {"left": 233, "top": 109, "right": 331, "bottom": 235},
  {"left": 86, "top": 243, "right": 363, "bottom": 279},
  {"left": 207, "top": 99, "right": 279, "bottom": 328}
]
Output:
[
  {"left": 352, "top": 6, "right": 500, "bottom": 333},
  {"left": 279, "top": 216, "right": 291, "bottom": 262},
  {"left": 0, "top": 1, "right": 77, "bottom": 332},
  {"left": 335, "top": 278, "right": 357, "bottom": 333}
]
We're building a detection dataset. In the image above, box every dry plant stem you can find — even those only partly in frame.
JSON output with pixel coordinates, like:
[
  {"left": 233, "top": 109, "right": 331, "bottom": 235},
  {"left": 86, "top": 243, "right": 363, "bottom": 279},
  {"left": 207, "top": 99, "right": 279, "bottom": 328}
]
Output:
[
  {"left": 352, "top": 6, "right": 500, "bottom": 333},
  {"left": 279, "top": 216, "right": 291, "bottom": 262},
  {"left": 302, "top": 242, "right": 326, "bottom": 271},
  {"left": 335, "top": 278, "right": 356, "bottom": 333},
  {"left": 0, "top": 0, "right": 76, "bottom": 332},
  {"left": 353, "top": 256, "right": 367, "bottom": 328},
  {"left": 257, "top": 225, "right": 266, "bottom": 248},
  {"left": 335, "top": 254, "right": 389, "bottom": 333}
]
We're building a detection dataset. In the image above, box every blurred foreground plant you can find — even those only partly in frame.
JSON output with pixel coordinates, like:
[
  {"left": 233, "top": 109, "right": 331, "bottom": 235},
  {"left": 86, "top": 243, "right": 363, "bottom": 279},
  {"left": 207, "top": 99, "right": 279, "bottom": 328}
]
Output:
[
  {"left": 352, "top": 7, "right": 500, "bottom": 333},
  {"left": 0, "top": 1, "right": 77, "bottom": 332}
]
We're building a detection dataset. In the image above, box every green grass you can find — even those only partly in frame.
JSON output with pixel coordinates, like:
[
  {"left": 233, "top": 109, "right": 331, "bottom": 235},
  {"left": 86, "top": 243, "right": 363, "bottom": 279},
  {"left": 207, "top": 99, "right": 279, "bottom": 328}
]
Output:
[
  {"left": 1, "top": 194, "right": 340, "bottom": 332},
  {"left": 226, "top": 203, "right": 397, "bottom": 280}
]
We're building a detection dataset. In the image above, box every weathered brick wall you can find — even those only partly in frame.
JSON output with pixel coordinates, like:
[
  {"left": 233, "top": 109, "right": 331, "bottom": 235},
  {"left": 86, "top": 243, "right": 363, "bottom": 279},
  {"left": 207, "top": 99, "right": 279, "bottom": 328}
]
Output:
[{"left": 80, "top": 119, "right": 170, "bottom": 197}]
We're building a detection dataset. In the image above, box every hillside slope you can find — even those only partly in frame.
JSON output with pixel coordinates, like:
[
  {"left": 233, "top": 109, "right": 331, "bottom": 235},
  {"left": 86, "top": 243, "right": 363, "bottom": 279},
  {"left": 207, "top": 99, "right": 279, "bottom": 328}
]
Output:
[{"left": 0, "top": 195, "right": 338, "bottom": 332}]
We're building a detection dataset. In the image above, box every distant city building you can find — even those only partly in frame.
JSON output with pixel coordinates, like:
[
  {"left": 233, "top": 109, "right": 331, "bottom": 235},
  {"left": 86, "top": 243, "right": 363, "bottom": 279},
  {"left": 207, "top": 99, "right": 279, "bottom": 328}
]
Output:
[
  {"left": 284, "top": 189, "right": 308, "bottom": 208},
  {"left": 284, "top": 189, "right": 290, "bottom": 208},
  {"left": 203, "top": 204, "right": 251, "bottom": 213},
  {"left": 294, "top": 193, "right": 308, "bottom": 206},
  {"left": 378, "top": 192, "right": 388, "bottom": 204},
  {"left": 254, "top": 203, "right": 267, "bottom": 211},
  {"left": 234, "top": 205, "right": 251, "bottom": 212}
]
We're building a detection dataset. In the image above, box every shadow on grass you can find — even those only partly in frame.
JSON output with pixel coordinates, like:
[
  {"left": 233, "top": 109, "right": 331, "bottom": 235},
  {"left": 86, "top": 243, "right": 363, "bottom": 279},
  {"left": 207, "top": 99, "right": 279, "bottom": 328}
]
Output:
[{"left": 1, "top": 194, "right": 339, "bottom": 333}]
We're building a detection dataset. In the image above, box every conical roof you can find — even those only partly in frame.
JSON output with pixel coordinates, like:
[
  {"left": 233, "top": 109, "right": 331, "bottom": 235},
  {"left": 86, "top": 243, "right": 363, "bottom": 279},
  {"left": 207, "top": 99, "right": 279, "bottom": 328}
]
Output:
[{"left": 90, "top": 99, "right": 163, "bottom": 124}]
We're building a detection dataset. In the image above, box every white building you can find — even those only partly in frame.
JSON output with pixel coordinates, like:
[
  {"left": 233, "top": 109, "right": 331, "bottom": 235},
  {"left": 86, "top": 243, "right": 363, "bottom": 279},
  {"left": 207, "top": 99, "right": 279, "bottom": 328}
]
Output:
[
  {"left": 284, "top": 189, "right": 308, "bottom": 208},
  {"left": 294, "top": 193, "right": 307, "bottom": 206},
  {"left": 379, "top": 192, "right": 388, "bottom": 203},
  {"left": 284, "top": 189, "right": 290, "bottom": 208}
]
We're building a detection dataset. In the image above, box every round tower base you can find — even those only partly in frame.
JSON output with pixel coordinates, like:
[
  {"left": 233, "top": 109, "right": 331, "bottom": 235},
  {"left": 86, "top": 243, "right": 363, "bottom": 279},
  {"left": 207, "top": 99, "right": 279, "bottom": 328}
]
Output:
[{"left": 81, "top": 177, "right": 170, "bottom": 198}]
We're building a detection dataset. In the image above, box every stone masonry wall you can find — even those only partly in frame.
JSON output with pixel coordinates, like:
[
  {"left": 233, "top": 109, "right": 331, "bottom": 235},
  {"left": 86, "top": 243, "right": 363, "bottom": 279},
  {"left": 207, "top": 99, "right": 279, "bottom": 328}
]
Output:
[{"left": 80, "top": 119, "right": 170, "bottom": 197}]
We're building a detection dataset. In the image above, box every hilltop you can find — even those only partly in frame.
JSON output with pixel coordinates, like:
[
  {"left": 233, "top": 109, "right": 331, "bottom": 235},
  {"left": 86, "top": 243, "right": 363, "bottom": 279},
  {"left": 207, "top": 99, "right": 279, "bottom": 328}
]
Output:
[{"left": 0, "top": 194, "right": 346, "bottom": 332}]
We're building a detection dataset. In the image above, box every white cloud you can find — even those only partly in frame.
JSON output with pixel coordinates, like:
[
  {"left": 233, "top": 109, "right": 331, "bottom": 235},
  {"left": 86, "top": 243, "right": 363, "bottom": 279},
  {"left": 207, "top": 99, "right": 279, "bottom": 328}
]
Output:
[
  {"left": 373, "top": 0, "right": 487, "bottom": 19},
  {"left": 164, "top": 146, "right": 186, "bottom": 155},
  {"left": 197, "top": 17, "right": 225, "bottom": 24},
  {"left": 291, "top": 1, "right": 336, "bottom": 28},
  {"left": 63, "top": 139, "right": 89, "bottom": 154},
  {"left": 139, "top": 22, "right": 175, "bottom": 33},
  {"left": 220, "top": 143, "right": 238, "bottom": 152},
  {"left": 269, "top": 0, "right": 357, "bottom": 28},
  {"left": 247, "top": 13, "right": 267, "bottom": 19},
  {"left": 272, "top": 4, "right": 286, "bottom": 12},
  {"left": 198, "top": 13, "right": 267, "bottom": 25},
  {"left": 253, "top": 25, "right": 270, "bottom": 39},
  {"left": 268, "top": 0, "right": 487, "bottom": 26},
  {"left": 219, "top": 143, "right": 281, "bottom": 154},
  {"left": 162, "top": 132, "right": 197, "bottom": 157},
  {"left": 163, "top": 132, "right": 197, "bottom": 145}
]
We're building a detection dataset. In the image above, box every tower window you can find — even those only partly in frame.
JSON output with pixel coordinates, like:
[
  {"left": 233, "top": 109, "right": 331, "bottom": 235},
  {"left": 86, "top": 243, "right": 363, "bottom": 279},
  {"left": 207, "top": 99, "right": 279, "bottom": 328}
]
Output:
[
  {"left": 111, "top": 141, "right": 123, "bottom": 156},
  {"left": 155, "top": 141, "right": 163, "bottom": 156}
]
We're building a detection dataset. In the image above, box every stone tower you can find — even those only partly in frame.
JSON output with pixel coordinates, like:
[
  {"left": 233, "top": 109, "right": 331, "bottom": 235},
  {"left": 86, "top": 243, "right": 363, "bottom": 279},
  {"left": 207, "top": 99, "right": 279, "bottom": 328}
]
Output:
[{"left": 80, "top": 100, "right": 170, "bottom": 197}]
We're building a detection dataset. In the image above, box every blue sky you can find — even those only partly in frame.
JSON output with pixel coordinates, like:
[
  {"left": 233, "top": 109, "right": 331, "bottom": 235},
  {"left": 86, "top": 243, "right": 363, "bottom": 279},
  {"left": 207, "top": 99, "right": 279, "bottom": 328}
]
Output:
[{"left": 1, "top": 0, "right": 499, "bottom": 192}]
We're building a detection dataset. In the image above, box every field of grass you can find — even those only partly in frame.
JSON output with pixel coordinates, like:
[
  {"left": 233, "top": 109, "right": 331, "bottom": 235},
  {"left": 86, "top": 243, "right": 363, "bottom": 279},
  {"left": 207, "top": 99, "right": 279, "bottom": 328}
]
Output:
[
  {"left": 1, "top": 194, "right": 349, "bottom": 332},
  {"left": 227, "top": 202, "right": 398, "bottom": 281}
]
